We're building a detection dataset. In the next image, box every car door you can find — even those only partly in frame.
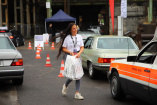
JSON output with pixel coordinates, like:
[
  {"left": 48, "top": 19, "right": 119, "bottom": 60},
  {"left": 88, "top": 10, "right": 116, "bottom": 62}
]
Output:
[
  {"left": 81, "top": 37, "right": 94, "bottom": 69},
  {"left": 127, "top": 42, "right": 157, "bottom": 102},
  {"left": 149, "top": 56, "right": 157, "bottom": 105}
]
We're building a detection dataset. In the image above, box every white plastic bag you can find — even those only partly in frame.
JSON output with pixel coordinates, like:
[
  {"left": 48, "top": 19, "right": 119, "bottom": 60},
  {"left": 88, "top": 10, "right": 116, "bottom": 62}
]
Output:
[{"left": 63, "top": 55, "right": 84, "bottom": 80}]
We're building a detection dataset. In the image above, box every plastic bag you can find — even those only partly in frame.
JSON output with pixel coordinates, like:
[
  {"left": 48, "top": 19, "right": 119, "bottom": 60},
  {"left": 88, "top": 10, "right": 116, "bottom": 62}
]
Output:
[{"left": 63, "top": 55, "right": 84, "bottom": 80}]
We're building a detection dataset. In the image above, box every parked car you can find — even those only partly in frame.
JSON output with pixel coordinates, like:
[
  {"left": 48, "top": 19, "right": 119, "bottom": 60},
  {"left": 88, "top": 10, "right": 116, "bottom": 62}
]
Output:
[
  {"left": 81, "top": 35, "right": 139, "bottom": 79},
  {"left": 89, "top": 25, "right": 100, "bottom": 34},
  {"left": 78, "top": 30, "right": 100, "bottom": 42},
  {"left": 0, "top": 29, "right": 25, "bottom": 47},
  {"left": 0, "top": 33, "right": 24, "bottom": 85},
  {"left": 108, "top": 28, "right": 157, "bottom": 105}
]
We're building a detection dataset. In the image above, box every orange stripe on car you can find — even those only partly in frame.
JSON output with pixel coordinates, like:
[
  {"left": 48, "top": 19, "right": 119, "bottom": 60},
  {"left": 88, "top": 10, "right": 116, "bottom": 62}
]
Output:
[{"left": 111, "top": 62, "right": 157, "bottom": 85}]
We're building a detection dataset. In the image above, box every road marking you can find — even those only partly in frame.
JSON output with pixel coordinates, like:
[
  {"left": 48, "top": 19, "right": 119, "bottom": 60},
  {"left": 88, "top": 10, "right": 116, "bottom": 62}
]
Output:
[{"left": 9, "top": 86, "right": 20, "bottom": 105}]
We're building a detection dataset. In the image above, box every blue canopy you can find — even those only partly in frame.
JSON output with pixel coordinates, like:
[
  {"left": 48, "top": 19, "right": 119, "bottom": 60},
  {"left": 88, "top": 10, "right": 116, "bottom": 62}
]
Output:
[{"left": 45, "top": 9, "right": 76, "bottom": 22}]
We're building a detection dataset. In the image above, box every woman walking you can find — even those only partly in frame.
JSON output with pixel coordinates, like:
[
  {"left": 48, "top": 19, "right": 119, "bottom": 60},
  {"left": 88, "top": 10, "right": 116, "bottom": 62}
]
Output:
[{"left": 57, "top": 23, "right": 84, "bottom": 100}]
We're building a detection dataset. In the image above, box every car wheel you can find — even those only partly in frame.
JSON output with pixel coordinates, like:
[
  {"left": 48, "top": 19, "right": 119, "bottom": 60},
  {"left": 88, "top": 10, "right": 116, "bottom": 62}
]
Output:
[
  {"left": 110, "top": 72, "right": 125, "bottom": 100},
  {"left": 22, "top": 39, "right": 25, "bottom": 45},
  {"left": 88, "top": 62, "right": 97, "bottom": 79},
  {"left": 12, "top": 77, "right": 23, "bottom": 85},
  {"left": 15, "top": 39, "right": 19, "bottom": 47}
]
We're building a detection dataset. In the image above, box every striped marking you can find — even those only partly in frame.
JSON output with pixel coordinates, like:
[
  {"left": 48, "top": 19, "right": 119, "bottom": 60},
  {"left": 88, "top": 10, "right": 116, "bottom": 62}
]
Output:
[{"left": 111, "top": 62, "right": 157, "bottom": 89}]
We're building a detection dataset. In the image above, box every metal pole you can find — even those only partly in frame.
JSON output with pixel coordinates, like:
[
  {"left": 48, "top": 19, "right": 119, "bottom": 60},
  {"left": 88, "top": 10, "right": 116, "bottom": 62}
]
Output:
[
  {"left": 14, "top": 0, "right": 17, "bottom": 30},
  {"left": 20, "top": 0, "right": 24, "bottom": 36},
  {"left": 33, "top": 0, "right": 36, "bottom": 34},
  {"left": 0, "top": 0, "right": 2, "bottom": 26},
  {"left": 26, "top": 0, "right": 30, "bottom": 38},
  {"left": 46, "top": 0, "right": 51, "bottom": 18},
  {"left": 148, "top": 0, "right": 153, "bottom": 23}
]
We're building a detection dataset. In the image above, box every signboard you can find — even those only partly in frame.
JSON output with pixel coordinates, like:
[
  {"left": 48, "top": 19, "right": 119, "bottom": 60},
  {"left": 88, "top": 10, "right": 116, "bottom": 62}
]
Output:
[
  {"left": 121, "top": 0, "right": 127, "bottom": 18},
  {"left": 43, "top": 33, "right": 49, "bottom": 43},
  {"left": 46, "top": 2, "right": 50, "bottom": 8},
  {"left": 34, "top": 35, "right": 44, "bottom": 50}
]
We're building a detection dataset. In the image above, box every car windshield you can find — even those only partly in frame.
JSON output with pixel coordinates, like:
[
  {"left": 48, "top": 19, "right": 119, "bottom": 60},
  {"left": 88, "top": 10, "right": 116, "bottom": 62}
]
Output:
[
  {"left": 97, "top": 38, "right": 137, "bottom": 49},
  {"left": 0, "top": 37, "right": 15, "bottom": 49}
]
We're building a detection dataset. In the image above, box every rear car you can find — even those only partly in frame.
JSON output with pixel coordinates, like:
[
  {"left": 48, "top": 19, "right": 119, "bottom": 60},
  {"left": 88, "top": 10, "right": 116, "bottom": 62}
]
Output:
[
  {"left": 108, "top": 28, "right": 157, "bottom": 105},
  {"left": 0, "top": 33, "right": 24, "bottom": 85},
  {"left": 0, "top": 29, "right": 25, "bottom": 47}
]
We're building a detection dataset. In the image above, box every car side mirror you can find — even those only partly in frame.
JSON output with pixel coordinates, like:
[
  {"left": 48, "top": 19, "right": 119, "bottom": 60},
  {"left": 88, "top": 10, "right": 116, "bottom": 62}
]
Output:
[{"left": 127, "top": 56, "right": 137, "bottom": 62}]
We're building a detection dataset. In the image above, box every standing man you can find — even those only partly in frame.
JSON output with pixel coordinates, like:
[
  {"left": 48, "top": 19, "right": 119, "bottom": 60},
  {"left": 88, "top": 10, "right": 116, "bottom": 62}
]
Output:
[{"left": 47, "top": 23, "right": 56, "bottom": 42}]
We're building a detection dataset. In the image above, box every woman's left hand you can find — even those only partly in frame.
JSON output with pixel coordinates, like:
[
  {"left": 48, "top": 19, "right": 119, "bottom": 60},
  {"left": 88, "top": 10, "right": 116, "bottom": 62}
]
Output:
[{"left": 75, "top": 53, "right": 81, "bottom": 58}]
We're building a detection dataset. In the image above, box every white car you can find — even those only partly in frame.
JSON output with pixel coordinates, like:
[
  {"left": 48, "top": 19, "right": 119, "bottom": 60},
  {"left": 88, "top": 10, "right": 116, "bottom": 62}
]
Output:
[
  {"left": 81, "top": 35, "right": 139, "bottom": 79},
  {"left": 0, "top": 33, "right": 24, "bottom": 85},
  {"left": 108, "top": 27, "right": 157, "bottom": 104}
]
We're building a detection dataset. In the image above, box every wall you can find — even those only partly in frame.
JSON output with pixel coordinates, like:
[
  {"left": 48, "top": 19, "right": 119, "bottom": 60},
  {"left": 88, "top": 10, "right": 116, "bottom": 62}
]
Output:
[{"left": 109, "top": 2, "right": 156, "bottom": 35}]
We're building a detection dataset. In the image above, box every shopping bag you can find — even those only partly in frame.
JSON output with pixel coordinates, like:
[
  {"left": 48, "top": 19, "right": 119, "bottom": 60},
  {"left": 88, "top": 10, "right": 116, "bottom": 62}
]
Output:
[{"left": 63, "top": 55, "right": 84, "bottom": 80}]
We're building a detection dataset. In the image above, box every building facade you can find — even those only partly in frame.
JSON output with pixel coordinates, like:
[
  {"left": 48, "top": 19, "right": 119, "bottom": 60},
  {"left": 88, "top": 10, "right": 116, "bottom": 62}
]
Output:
[{"left": 0, "top": 0, "right": 156, "bottom": 38}]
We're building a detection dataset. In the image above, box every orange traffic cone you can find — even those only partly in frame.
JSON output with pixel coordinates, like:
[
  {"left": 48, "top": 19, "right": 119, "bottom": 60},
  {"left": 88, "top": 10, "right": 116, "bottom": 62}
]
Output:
[
  {"left": 28, "top": 42, "right": 32, "bottom": 49},
  {"left": 35, "top": 49, "right": 41, "bottom": 59},
  {"left": 51, "top": 42, "right": 55, "bottom": 49},
  {"left": 37, "top": 45, "right": 39, "bottom": 50},
  {"left": 45, "top": 54, "right": 52, "bottom": 67},
  {"left": 58, "top": 60, "right": 64, "bottom": 77},
  {"left": 45, "top": 38, "right": 48, "bottom": 44},
  {"left": 38, "top": 44, "right": 42, "bottom": 51}
]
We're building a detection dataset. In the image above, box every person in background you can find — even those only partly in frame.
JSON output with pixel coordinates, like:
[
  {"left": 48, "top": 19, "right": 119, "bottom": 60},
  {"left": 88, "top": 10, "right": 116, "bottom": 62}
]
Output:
[
  {"left": 135, "top": 27, "right": 143, "bottom": 49},
  {"left": 57, "top": 23, "right": 84, "bottom": 100},
  {"left": 47, "top": 23, "right": 56, "bottom": 42}
]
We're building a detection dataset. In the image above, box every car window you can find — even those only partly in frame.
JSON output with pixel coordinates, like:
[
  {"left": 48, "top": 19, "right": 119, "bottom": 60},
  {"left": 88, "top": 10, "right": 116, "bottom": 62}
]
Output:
[
  {"left": 0, "top": 37, "right": 15, "bottom": 49},
  {"left": 137, "top": 42, "right": 157, "bottom": 64},
  {"left": 84, "top": 37, "right": 93, "bottom": 49},
  {"left": 97, "top": 37, "right": 137, "bottom": 49}
]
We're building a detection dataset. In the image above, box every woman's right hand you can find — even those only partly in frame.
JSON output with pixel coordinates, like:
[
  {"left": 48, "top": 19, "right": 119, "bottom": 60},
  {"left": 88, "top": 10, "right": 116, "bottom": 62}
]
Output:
[{"left": 70, "top": 52, "right": 74, "bottom": 56}]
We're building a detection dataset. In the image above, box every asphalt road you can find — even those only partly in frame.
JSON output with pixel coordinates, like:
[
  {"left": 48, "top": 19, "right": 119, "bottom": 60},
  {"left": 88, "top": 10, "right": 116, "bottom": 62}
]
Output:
[{"left": 0, "top": 39, "right": 150, "bottom": 105}]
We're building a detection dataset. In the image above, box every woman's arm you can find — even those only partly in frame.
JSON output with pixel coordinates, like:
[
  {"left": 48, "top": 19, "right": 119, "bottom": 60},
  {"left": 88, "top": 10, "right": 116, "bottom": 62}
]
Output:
[
  {"left": 76, "top": 46, "right": 84, "bottom": 58},
  {"left": 62, "top": 47, "right": 74, "bottom": 56}
]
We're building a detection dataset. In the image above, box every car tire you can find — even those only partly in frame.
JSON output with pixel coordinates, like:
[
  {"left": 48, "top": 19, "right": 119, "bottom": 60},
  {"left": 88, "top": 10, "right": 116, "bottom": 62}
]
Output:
[
  {"left": 12, "top": 77, "right": 23, "bottom": 85},
  {"left": 22, "top": 39, "right": 25, "bottom": 45},
  {"left": 88, "top": 62, "right": 97, "bottom": 79},
  {"left": 15, "top": 39, "right": 19, "bottom": 47},
  {"left": 110, "top": 72, "right": 125, "bottom": 100}
]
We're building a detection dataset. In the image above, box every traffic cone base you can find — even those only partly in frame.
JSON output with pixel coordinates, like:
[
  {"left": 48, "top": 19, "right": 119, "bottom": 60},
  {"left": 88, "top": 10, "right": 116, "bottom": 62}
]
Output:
[
  {"left": 58, "top": 73, "right": 64, "bottom": 77},
  {"left": 35, "top": 54, "right": 41, "bottom": 59},
  {"left": 45, "top": 64, "right": 52, "bottom": 67}
]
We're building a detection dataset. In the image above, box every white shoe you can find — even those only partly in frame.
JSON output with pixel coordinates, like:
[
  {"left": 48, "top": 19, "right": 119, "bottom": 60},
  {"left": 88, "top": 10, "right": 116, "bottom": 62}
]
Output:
[
  {"left": 75, "top": 93, "right": 84, "bottom": 100},
  {"left": 62, "top": 84, "right": 68, "bottom": 95}
]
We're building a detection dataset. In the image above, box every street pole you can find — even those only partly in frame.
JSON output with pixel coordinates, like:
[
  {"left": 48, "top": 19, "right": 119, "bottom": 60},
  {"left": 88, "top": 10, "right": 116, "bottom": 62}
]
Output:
[
  {"left": 46, "top": 0, "right": 52, "bottom": 18},
  {"left": 148, "top": 0, "right": 153, "bottom": 23},
  {"left": 64, "top": 0, "right": 67, "bottom": 13}
]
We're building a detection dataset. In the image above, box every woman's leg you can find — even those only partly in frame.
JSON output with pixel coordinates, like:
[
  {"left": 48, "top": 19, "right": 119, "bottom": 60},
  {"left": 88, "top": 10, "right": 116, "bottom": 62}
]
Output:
[
  {"left": 75, "top": 79, "right": 84, "bottom": 99},
  {"left": 65, "top": 78, "right": 72, "bottom": 87},
  {"left": 75, "top": 79, "right": 81, "bottom": 92}
]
